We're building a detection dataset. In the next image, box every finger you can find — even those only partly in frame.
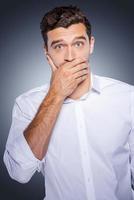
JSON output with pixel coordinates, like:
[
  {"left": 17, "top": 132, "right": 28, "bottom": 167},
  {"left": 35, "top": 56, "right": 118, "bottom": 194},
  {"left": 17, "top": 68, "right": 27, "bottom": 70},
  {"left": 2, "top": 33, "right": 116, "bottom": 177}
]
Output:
[
  {"left": 46, "top": 54, "right": 58, "bottom": 72},
  {"left": 73, "top": 68, "right": 89, "bottom": 79},
  {"left": 71, "top": 62, "right": 88, "bottom": 74},
  {"left": 76, "top": 74, "right": 88, "bottom": 84},
  {"left": 67, "top": 58, "right": 88, "bottom": 69}
]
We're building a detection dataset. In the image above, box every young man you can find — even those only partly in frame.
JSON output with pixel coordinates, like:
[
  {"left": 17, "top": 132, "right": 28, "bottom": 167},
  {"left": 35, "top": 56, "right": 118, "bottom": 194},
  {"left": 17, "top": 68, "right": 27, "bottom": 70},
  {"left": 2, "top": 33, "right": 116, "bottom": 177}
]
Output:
[{"left": 3, "top": 5, "right": 134, "bottom": 200}]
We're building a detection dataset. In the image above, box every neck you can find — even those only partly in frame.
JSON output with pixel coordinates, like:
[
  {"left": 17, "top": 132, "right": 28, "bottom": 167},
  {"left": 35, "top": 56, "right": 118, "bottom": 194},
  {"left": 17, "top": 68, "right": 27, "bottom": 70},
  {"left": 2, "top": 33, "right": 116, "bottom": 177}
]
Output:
[{"left": 67, "top": 71, "right": 92, "bottom": 100}]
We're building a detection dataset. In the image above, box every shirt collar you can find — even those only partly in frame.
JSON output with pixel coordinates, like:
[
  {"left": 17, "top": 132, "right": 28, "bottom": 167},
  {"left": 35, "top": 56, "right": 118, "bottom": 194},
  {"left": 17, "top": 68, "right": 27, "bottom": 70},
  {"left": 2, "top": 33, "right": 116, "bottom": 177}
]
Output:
[{"left": 91, "top": 71, "right": 101, "bottom": 94}]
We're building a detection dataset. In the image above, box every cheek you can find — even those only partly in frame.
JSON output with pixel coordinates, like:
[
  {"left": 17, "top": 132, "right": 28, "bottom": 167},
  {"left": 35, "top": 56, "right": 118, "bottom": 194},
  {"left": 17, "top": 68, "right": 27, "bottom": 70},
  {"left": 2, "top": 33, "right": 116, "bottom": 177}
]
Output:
[{"left": 76, "top": 47, "right": 90, "bottom": 60}]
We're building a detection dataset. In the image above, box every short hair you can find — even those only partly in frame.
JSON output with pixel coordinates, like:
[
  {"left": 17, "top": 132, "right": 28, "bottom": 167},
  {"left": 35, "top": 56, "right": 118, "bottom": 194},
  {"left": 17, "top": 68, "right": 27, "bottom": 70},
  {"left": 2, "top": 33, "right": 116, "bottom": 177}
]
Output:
[{"left": 40, "top": 5, "right": 92, "bottom": 48}]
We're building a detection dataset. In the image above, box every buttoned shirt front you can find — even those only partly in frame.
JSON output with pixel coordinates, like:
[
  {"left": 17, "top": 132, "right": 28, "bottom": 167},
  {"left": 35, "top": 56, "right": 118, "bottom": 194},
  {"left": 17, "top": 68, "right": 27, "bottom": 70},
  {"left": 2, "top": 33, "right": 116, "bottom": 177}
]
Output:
[{"left": 3, "top": 72, "right": 134, "bottom": 200}]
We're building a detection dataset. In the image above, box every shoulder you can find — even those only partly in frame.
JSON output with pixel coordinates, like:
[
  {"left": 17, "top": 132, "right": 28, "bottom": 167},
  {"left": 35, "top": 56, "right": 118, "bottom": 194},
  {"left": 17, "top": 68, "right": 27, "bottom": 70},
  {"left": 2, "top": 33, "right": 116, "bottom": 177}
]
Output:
[
  {"left": 16, "top": 83, "right": 50, "bottom": 101},
  {"left": 96, "top": 74, "right": 134, "bottom": 92},
  {"left": 14, "top": 83, "right": 50, "bottom": 118}
]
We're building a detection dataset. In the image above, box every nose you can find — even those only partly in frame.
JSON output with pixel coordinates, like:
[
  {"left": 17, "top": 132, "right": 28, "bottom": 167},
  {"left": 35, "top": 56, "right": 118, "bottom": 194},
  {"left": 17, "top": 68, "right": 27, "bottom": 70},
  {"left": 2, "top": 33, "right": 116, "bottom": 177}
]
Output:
[{"left": 64, "top": 46, "right": 75, "bottom": 62}]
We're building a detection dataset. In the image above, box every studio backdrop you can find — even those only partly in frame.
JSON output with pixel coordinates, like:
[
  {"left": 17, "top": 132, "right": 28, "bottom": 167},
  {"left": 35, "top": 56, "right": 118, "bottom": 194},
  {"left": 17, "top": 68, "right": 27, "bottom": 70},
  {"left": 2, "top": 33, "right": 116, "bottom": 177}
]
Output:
[{"left": 0, "top": 0, "right": 134, "bottom": 199}]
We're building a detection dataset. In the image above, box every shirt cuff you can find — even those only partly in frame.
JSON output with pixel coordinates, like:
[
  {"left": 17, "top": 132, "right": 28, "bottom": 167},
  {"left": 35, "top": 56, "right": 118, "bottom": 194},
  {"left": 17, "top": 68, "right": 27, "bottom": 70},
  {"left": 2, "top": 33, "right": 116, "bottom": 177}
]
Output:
[{"left": 6, "top": 132, "right": 45, "bottom": 172}]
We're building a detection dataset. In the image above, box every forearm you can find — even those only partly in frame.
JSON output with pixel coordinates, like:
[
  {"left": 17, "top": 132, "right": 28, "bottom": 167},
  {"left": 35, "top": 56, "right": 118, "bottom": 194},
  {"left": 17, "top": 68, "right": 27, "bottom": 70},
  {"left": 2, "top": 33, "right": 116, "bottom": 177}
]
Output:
[{"left": 24, "top": 89, "right": 64, "bottom": 160}]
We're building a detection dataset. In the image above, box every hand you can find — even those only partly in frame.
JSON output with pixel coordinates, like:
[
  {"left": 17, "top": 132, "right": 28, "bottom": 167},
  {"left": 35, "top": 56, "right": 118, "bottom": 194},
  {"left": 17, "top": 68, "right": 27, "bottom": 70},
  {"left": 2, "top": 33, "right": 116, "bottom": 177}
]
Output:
[{"left": 46, "top": 54, "right": 89, "bottom": 100}]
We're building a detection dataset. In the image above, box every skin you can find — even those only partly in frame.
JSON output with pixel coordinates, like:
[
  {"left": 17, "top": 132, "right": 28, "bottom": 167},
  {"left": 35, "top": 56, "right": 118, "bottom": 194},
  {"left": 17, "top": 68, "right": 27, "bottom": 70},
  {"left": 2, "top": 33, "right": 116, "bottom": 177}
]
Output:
[
  {"left": 45, "top": 23, "right": 95, "bottom": 99},
  {"left": 24, "top": 23, "right": 95, "bottom": 160}
]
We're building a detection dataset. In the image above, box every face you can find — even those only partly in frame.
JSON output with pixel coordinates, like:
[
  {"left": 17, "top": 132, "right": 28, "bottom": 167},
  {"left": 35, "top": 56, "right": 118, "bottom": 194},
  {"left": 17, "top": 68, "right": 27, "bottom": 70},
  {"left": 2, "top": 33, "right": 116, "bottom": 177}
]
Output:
[{"left": 44, "top": 23, "right": 95, "bottom": 68}]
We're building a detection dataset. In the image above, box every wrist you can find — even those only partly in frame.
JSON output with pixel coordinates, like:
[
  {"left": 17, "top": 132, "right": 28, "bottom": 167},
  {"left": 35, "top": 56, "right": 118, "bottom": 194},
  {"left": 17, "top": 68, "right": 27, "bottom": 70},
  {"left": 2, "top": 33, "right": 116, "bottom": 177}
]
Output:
[{"left": 48, "top": 88, "right": 65, "bottom": 103}]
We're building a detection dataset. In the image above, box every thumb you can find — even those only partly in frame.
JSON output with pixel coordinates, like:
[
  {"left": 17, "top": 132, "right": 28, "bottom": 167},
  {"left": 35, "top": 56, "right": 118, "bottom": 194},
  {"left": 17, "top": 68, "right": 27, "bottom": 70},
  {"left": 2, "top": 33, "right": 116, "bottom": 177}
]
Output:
[{"left": 46, "top": 54, "right": 58, "bottom": 72}]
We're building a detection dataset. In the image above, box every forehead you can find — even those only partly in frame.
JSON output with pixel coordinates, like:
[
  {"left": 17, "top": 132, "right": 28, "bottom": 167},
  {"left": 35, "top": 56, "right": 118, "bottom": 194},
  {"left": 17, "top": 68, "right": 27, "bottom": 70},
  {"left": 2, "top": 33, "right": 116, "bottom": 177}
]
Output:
[{"left": 47, "top": 23, "right": 88, "bottom": 44}]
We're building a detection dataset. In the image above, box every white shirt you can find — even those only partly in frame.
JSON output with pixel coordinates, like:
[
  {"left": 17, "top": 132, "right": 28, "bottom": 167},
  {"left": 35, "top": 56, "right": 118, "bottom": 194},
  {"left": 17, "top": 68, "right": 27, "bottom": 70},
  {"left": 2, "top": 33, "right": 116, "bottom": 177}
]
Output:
[{"left": 3, "top": 72, "right": 134, "bottom": 200}]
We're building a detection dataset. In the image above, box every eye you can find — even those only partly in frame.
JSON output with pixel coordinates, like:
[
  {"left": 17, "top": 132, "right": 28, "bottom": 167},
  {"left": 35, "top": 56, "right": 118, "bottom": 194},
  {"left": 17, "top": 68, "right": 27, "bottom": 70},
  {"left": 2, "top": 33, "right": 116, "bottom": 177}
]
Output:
[
  {"left": 74, "top": 41, "right": 84, "bottom": 48},
  {"left": 54, "top": 44, "right": 64, "bottom": 49}
]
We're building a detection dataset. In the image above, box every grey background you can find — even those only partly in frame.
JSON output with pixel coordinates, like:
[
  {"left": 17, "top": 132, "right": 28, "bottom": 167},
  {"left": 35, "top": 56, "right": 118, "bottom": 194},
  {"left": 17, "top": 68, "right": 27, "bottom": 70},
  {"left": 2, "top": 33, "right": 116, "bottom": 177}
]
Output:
[{"left": 0, "top": 0, "right": 134, "bottom": 199}]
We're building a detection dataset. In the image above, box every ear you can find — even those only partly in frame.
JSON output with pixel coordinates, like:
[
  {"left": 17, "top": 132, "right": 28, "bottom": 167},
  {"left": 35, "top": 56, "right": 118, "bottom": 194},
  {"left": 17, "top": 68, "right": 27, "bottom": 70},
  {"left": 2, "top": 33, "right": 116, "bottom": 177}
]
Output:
[
  {"left": 89, "top": 36, "right": 95, "bottom": 54},
  {"left": 44, "top": 45, "right": 48, "bottom": 56}
]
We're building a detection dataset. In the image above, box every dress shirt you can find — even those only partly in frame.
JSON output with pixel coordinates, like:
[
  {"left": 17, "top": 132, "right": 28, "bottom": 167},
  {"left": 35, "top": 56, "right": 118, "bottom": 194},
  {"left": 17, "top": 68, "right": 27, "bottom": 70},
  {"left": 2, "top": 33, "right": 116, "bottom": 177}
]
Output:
[{"left": 3, "top": 72, "right": 134, "bottom": 200}]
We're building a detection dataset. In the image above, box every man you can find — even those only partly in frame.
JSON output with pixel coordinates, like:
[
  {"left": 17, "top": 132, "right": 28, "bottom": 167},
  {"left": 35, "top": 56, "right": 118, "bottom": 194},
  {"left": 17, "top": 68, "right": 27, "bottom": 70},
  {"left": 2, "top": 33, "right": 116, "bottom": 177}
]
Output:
[{"left": 3, "top": 5, "right": 134, "bottom": 200}]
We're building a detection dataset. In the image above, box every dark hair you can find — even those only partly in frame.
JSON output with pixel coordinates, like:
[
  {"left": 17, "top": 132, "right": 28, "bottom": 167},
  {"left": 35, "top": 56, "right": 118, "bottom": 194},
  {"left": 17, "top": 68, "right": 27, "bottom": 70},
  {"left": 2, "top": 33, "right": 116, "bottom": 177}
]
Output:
[{"left": 40, "top": 5, "right": 92, "bottom": 48}]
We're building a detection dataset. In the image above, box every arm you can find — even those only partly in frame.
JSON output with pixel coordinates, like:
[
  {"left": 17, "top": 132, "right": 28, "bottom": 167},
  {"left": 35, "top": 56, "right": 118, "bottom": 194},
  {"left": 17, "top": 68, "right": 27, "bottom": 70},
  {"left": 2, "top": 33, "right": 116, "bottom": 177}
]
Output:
[
  {"left": 3, "top": 90, "right": 64, "bottom": 183},
  {"left": 24, "top": 90, "right": 64, "bottom": 160}
]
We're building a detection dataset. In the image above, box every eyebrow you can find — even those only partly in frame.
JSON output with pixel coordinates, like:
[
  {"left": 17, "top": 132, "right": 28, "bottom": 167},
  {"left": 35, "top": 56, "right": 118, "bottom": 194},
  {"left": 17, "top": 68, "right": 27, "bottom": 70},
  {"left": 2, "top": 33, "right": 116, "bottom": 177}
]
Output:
[{"left": 50, "top": 36, "right": 87, "bottom": 47}]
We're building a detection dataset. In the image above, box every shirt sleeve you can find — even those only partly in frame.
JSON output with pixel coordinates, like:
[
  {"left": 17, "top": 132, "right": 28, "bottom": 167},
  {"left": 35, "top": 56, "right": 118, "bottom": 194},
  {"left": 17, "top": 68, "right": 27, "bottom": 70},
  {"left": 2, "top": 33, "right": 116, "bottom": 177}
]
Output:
[
  {"left": 128, "top": 85, "right": 134, "bottom": 189},
  {"left": 3, "top": 98, "right": 46, "bottom": 183}
]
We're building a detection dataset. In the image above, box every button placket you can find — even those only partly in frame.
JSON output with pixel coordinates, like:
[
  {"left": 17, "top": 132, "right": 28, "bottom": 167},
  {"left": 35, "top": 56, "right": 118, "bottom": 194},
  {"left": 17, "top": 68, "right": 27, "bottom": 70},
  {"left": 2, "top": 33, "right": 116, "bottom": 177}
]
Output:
[{"left": 75, "top": 101, "right": 96, "bottom": 200}]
